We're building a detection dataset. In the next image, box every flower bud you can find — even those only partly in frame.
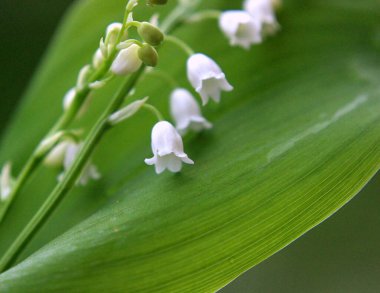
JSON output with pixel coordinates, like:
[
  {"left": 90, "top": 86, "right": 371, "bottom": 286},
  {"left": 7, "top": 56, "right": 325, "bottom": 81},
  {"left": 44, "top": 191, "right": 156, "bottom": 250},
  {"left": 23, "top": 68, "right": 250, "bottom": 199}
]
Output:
[
  {"left": 44, "top": 140, "right": 71, "bottom": 168},
  {"left": 77, "top": 65, "right": 92, "bottom": 89},
  {"left": 147, "top": 0, "right": 168, "bottom": 5},
  {"left": 138, "top": 44, "right": 158, "bottom": 67},
  {"left": 137, "top": 22, "right": 164, "bottom": 46},
  {"left": 1, "top": 163, "right": 14, "bottom": 202},
  {"left": 63, "top": 88, "right": 76, "bottom": 111},
  {"left": 105, "top": 22, "right": 123, "bottom": 45},
  {"left": 111, "top": 44, "right": 143, "bottom": 76},
  {"left": 92, "top": 48, "right": 105, "bottom": 69},
  {"left": 36, "top": 131, "right": 65, "bottom": 158},
  {"left": 108, "top": 97, "right": 148, "bottom": 125}
]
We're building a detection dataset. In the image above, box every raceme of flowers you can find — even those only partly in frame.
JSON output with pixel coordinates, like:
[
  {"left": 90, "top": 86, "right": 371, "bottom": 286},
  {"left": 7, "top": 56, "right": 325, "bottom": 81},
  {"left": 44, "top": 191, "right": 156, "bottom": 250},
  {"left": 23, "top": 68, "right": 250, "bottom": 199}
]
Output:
[{"left": 0, "top": 0, "right": 281, "bottom": 206}]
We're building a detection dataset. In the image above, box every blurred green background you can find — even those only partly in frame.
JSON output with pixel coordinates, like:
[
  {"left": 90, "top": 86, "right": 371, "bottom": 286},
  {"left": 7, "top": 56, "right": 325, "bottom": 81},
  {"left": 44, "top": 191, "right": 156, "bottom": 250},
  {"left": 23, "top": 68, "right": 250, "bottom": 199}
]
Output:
[{"left": 0, "top": 1, "right": 379, "bottom": 292}]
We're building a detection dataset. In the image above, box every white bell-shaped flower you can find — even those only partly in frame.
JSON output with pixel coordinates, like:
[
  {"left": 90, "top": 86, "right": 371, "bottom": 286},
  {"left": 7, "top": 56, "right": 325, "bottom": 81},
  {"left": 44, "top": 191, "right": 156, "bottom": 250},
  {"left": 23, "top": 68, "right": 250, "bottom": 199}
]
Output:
[
  {"left": 219, "top": 10, "right": 262, "bottom": 49},
  {"left": 44, "top": 140, "right": 71, "bottom": 168},
  {"left": 244, "top": 0, "right": 279, "bottom": 35},
  {"left": 48, "top": 141, "right": 100, "bottom": 186},
  {"left": 92, "top": 48, "right": 105, "bottom": 69},
  {"left": 145, "top": 121, "right": 194, "bottom": 174},
  {"left": 187, "top": 53, "right": 233, "bottom": 105},
  {"left": 105, "top": 22, "right": 123, "bottom": 46},
  {"left": 111, "top": 44, "right": 143, "bottom": 76},
  {"left": 62, "top": 143, "right": 101, "bottom": 186},
  {"left": 170, "top": 88, "right": 212, "bottom": 134},
  {"left": 63, "top": 88, "right": 76, "bottom": 111}
]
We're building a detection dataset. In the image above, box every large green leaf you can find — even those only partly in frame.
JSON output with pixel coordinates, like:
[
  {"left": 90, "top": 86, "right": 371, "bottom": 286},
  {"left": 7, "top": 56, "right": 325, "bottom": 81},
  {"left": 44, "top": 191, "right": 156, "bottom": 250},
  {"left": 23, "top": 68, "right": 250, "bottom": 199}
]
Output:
[{"left": 0, "top": 0, "right": 379, "bottom": 291}]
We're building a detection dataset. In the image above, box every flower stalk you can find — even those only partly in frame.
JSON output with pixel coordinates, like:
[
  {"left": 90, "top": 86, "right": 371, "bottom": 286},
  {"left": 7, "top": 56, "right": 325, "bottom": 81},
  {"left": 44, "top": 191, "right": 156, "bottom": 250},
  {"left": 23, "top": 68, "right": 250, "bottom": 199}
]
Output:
[
  {"left": 0, "top": 0, "right": 281, "bottom": 274},
  {"left": 0, "top": 66, "right": 145, "bottom": 273},
  {"left": 0, "top": 0, "right": 203, "bottom": 273}
]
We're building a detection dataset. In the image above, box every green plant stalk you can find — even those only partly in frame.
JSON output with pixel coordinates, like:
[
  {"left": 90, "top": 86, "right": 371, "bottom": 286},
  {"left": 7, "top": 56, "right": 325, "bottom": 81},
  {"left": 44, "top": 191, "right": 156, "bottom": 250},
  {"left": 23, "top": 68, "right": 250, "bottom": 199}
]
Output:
[
  {"left": 0, "top": 157, "right": 40, "bottom": 222},
  {"left": 0, "top": 0, "right": 203, "bottom": 273},
  {"left": 0, "top": 67, "right": 145, "bottom": 273},
  {"left": 0, "top": 5, "right": 132, "bottom": 222}
]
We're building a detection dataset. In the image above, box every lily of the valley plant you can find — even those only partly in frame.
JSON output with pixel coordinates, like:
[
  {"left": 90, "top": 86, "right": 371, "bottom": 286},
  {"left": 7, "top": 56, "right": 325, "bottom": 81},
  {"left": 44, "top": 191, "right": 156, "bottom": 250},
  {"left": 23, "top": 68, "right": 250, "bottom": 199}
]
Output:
[{"left": 0, "top": 0, "right": 281, "bottom": 276}]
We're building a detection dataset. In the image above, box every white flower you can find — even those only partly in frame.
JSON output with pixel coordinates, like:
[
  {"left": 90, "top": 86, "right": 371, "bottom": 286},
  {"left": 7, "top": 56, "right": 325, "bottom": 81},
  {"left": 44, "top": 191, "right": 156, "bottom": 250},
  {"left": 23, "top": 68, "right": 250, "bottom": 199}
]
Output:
[
  {"left": 105, "top": 22, "right": 127, "bottom": 46},
  {"left": 111, "top": 44, "right": 143, "bottom": 76},
  {"left": 63, "top": 88, "right": 76, "bottom": 111},
  {"left": 170, "top": 88, "right": 212, "bottom": 134},
  {"left": 145, "top": 121, "right": 194, "bottom": 174},
  {"left": 62, "top": 143, "right": 101, "bottom": 186},
  {"left": 187, "top": 53, "right": 233, "bottom": 105},
  {"left": 0, "top": 163, "right": 13, "bottom": 202},
  {"left": 92, "top": 48, "right": 105, "bottom": 69},
  {"left": 44, "top": 140, "right": 71, "bottom": 168},
  {"left": 219, "top": 10, "right": 262, "bottom": 49},
  {"left": 244, "top": 0, "right": 279, "bottom": 35},
  {"left": 46, "top": 141, "right": 100, "bottom": 185}
]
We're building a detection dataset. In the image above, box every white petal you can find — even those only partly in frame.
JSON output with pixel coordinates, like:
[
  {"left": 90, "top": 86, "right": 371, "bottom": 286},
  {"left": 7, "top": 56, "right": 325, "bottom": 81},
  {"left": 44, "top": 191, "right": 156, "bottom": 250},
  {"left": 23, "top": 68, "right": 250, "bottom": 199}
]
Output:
[
  {"left": 105, "top": 22, "right": 123, "bottom": 45},
  {"left": 44, "top": 141, "right": 71, "bottom": 168},
  {"left": 167, "top": 155, "right": 182, "bottom": 173},
  {"left": 144, "top": 157, "right": 157, "bottom": 166},
  {"left": 244, "top": 0, "right": 278, "bottom": 28},
  {"left": 63, "top": 88, "right": 76, "bottom": 111},
  {"left": 177, "top": 153, "right": 194, "bottom": 165},
  {"left": 92, "top": 48, "right": 105, "bottom": 69},
  {"left": 111, "top": 45, "right": 143, "bottom": 76},
  {"left": 154, "top": 156, "right": 168, "bottom": 174},
  {"left": 63, "top": 143, "right": 81, "bottom": 170}
]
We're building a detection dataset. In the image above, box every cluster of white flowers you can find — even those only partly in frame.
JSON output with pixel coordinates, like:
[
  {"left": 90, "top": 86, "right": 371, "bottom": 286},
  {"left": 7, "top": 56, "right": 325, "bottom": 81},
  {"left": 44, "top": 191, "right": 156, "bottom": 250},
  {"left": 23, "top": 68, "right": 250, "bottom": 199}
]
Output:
[
  {"left": 40, "top": 0, "right": 282, "bottom": 182},
  {"left": 45, "top": 140, "right": 100, "bottom": 186},
  {"left": 219, "top": 0, "right": 280, "bottom": 49},
  {"left": 143, "top": 52, "right": 232, "bottom": 174}
]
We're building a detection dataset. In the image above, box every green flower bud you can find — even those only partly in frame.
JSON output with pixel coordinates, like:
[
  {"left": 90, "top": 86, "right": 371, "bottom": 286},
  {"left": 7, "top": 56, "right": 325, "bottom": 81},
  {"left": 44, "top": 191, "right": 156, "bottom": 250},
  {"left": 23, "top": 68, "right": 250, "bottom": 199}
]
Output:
[
  {"left": 137, "top": 22, "right": 164, "bottom": 46},
  {"left": 138, "top": 44, "right": 158, "bottom": 67},
  {"left": 147, "top": 0, "right": 168, "bottom": 5}
]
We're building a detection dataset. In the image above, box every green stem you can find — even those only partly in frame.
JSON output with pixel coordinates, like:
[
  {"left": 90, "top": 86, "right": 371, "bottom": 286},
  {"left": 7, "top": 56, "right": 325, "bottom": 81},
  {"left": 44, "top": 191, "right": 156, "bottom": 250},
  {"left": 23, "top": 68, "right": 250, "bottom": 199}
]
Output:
[
  {"left": 0, "top": 0, "right": 203, "bottom": 273},
  {"left": 0, "top": 5, "right": 131, "bottom": 221},
  {"left": 142, "top": 104, "right": 164, "bottom": 121},
  {"left": 0, "top": 157, "right": 40, "bottom": 223},
  {"left": 165, "top": 35, "right": 195, "bottom": 56},
  {"left": 185, "top": 10, "right": 221, "bottom": 23},
  {"left": 143, "top": 69, "right": 178, "bottom": 89},
  {"left": 0, "top": 66, "right": 145, "bottom": 273},
  {"left": 160, "top": 0, "right": 202, "bottom": 33}
]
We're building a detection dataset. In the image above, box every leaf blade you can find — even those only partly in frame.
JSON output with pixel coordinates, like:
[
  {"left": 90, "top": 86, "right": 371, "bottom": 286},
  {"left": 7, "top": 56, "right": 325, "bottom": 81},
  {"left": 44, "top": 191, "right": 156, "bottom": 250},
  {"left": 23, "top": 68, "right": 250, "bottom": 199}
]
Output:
[{"left": 0, "top": 0, "right": 379, "bottom": 292}]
